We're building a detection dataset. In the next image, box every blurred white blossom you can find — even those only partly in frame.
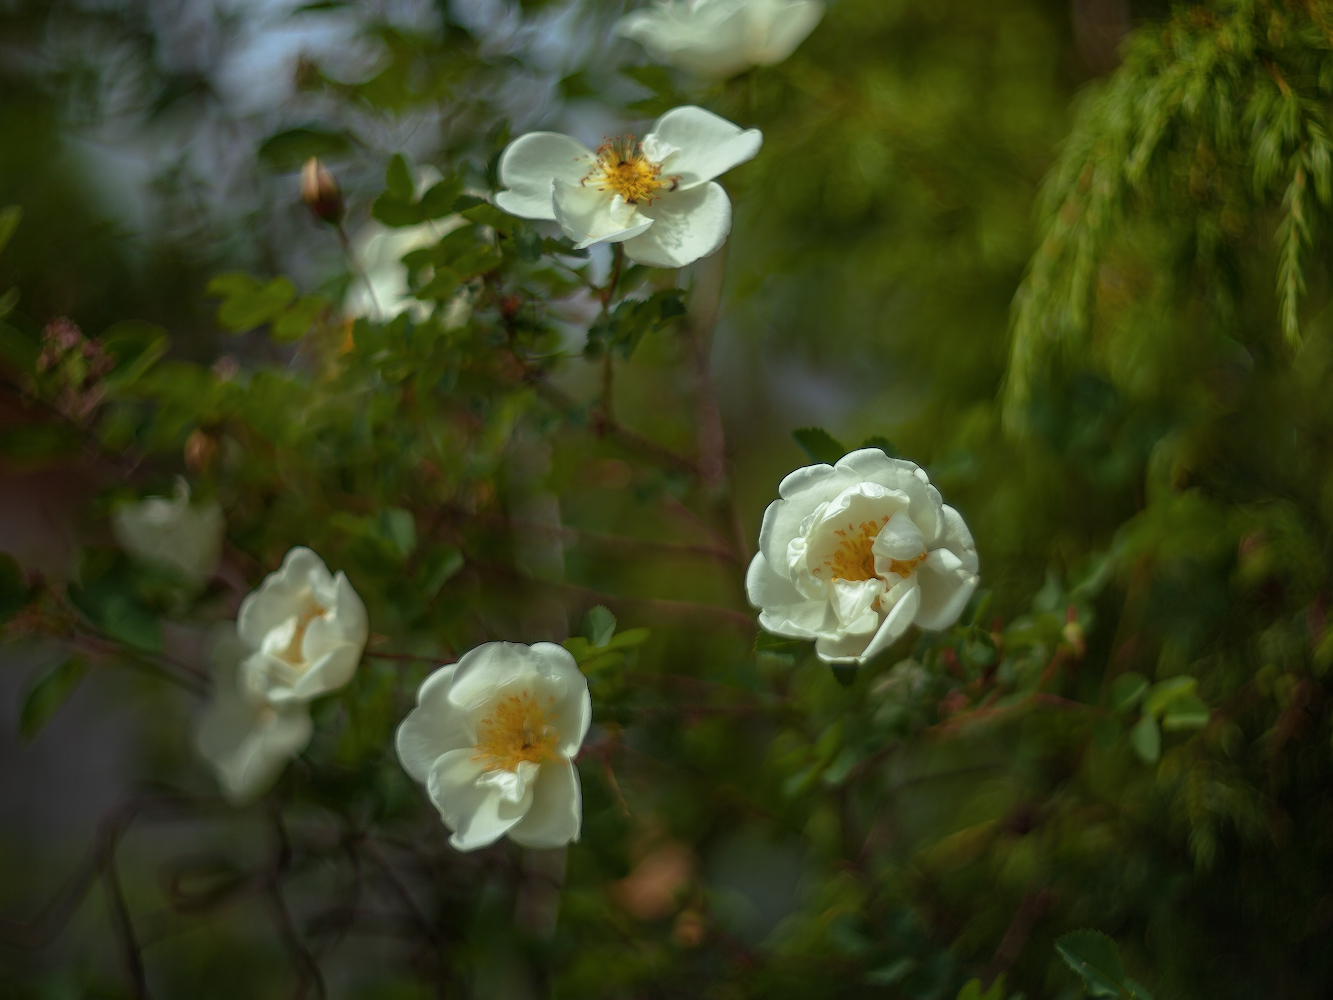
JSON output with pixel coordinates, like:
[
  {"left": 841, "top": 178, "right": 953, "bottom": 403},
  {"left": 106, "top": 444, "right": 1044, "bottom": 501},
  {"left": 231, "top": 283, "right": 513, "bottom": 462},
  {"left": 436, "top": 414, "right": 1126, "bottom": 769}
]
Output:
[
  {"left": 615, "top": 0, "right": 824, "bottom": 79},
  {"left": 344, "top": 218, "right": 471, "bottom": 327},
  {"left": 495, "top": 105, "right": 762, "bottom": 268},
  {"left": 396, "top": 641, "right": 591, "bottom": 852},
  {"left": 111, "top": 477, "right": 223, "bottom": 588},
  {"left": 197, "top": 624, "right": 314, "bottom": 803},
  {"left": 197, "top": 547, "right": 368, "bottom": 801},
  {"left": 747, "top": 449, "right": 979, "bottom": 664}
]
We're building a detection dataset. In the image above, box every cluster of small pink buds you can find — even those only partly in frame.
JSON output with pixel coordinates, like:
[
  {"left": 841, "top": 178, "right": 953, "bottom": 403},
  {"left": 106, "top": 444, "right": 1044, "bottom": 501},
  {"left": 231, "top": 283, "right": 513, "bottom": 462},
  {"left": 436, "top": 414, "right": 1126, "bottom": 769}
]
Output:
[{"left": 35, "top": 317, "right": 114, "bottom": 421}]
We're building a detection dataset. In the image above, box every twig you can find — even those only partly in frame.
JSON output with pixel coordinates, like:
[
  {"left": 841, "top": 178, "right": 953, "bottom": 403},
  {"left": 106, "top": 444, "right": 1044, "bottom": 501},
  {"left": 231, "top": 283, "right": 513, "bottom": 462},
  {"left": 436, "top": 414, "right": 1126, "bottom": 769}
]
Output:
[
  {"left": 266, "top": 804, "right": 326, "bottom": 1000},
  {"left": 103, "top": 856, "right": 150, "bottom": 999},
  {"left": 361, "top": 837, "right": 437, "bottom": 945},
  {"left": 982, "top": 888, "right": 1053, "bottom": 987}
]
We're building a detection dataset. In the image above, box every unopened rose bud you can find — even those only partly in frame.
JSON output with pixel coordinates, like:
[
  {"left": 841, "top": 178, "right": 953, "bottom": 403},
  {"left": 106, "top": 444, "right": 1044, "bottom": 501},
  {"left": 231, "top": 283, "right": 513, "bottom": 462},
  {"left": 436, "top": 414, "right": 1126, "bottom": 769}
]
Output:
[
  {"left": 300, "top": 157, "right": 344, "bottom": 226},
  {"left": 185, "top": 429, "right": 218, "bottom": 474}
]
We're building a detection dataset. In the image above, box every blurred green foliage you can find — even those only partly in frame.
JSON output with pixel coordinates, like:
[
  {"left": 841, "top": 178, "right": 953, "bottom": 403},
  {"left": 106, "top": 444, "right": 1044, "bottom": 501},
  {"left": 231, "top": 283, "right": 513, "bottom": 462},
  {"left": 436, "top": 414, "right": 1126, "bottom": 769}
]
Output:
[{"left": 3, "top": 1, "right": 1333, "bottom": 999}]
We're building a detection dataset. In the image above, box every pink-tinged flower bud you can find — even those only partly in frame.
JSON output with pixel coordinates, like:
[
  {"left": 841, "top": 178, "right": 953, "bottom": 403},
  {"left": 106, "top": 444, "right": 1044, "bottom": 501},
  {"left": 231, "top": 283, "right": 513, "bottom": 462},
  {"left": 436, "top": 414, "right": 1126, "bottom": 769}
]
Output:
[{"left": 300, "top": 157, "right": 344, "bottom": 226}]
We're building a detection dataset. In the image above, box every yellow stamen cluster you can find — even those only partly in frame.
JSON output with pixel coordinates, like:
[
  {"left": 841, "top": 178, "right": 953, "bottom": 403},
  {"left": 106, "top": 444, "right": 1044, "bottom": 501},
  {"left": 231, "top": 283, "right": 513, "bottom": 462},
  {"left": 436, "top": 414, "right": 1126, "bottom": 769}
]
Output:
[
  {"left": 474, "top": 690, "right": 561, "bottom": 772},
  {"left": 279, "top": 599, "right": 328, "bottom": 667},
  {"left": 819, "top": 515, "right": 928, "bottom": 582},
  {"left": 584, "top": 136, "right": 677, "bottom": 206}
]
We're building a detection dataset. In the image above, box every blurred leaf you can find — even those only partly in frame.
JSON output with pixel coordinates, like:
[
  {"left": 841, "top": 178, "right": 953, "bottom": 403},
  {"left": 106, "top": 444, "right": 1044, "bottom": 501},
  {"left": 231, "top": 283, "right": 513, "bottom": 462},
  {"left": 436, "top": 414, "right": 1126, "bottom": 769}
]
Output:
[
  {"left": 1109, "top": 672, "right": 1148, "bottom": 712},
  {"left": 419, "top": 177, "right": 464, "bottom": 219},
  {"left": 0, "top": 423, "right": 83, "bottom": 463},
  {"left": 956, "top": 975, "right": 1007, "bottom": 1000},
  {"left": 831, "top": 664, "right": 858, "bottom": 687},
  {"left": 0, "top": 205, "right": 21, "bottom": 254},
  {"left": 0, "top": 286, "right": 18, "bottom": 320},
  {"left": 1055, "top": 929, "right": 1126, "bottom": 997},
  {"left": 1161, "top": 693, "right": 1210, "bottom": 731},
  {"left": 515, "top": 230, "right": 543, "bottom": 264},
  {"left": 1145, "top": 676, "right": 1197, "bottom": 717},
  {"left": 419, "top": 546, "right": 463, "bottom": 597},
  {"left": 460, "top": 200, "right": 514, "bottom": 235},
  {"left": 866, "top": 958, "right": 916, "bottom": 986},
  {"left": 586, "top": 289, "right": 687, "bottom": 359},
  {"left": 793, "top": 427, "right": 846, "bottom": 465},
  {"left": 382, "top": 508, "right": 417, "bottom": 558},
  {"left": 257, "top": 127, "right": 355, "bottom": 171},
  {"left": 386, "top": 153, "right": 414, "bottom": 200},
  {"left": 100, "top": 320, "right": 169, "bottom": 386},
  {"left": 207, "top": 273, "right": 297, "bottom": 333},
  {"left": 860, "top": 434, "right": 899, "bottom": 457},
  {"left": 0, "top": 552, "right": 29, "bottom": 624},
  {"left": 0, "top": 322, "right": 37, "bottom": 370},
  {"left": 19, "top": 656, "right": 88, "bottom": 743},
  {"left": 582, "top": 605, "right": 617, "bottom": 647},
  {"left": 270, "top": 296, "right": 327, "bottom": 341},
  {"left": 1131, "top": 714, "right": 1161, "bottom": 764},
  {"left": 541, "top": 237, "right": 589, "bottom": 259},
  {"left": 416, "top": 267, "right": 462, "bottom": 301}
]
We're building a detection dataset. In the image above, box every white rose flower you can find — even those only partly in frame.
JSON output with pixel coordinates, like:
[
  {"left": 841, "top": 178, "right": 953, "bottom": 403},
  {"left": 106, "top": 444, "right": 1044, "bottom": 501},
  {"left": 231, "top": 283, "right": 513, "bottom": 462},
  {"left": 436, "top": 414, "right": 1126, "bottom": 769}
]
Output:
[
  {"left": 396, "top": 641, "right": 592, "bottom": 852},
  {"left": 235, "top": 546, "right": 369, "bottom": 706},
  {"left": 747, "top": 449, "right": 980, "bottom": 664},
  {"left": 111, "top": 477, "right": 223, "bottom": 588},
  {"left": 197, "top": 623, "right": 314, "bottom": 803},
  {"left": 345, "top": 218, "right": 471, "bottom": 326},
  {"left": 494, "top": 105, "right": 762, "bottom": 269},
  {"left": 615, "top": 0, "right": 824, "bottom": 79}
]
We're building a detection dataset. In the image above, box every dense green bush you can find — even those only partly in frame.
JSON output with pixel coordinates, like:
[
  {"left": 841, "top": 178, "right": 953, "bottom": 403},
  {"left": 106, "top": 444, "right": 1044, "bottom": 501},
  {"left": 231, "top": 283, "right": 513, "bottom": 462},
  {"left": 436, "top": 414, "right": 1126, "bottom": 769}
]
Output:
[{"left": 3, "top": 1, "right": 1333, "bottom": 998}]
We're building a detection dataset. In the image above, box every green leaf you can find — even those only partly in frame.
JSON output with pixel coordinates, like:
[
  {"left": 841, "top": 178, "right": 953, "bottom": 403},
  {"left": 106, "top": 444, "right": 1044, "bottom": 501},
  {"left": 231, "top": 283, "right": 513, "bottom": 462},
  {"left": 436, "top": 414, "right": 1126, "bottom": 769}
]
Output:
[
  {"left": 419, "top": 177, "right": 464, "bottom": 219},
  {"left": 69, "top": 565, "right": 163, "bottom": 653},
  {"left": 459, "top": 201, "right": 514, "bottom": 235},
  {"left": 1161, "top": 693, "right": 1210, "bottom": 731},
  {"left": 419, "top": 546, "right": 464, "bottom": 597},
  {"left": 0, "top": 423, "right": 83, "bottom": 463},
  {"left": 19, "top": 656, "right": 89, "bottom": 742},
  {"left": 582, "top": 605, "right": 617, "bottom": 647},
  {"left": 515, "top": 230, "right": 543, "bottom": 264},
  {"left": 540, "top": 237, "right": 589, "bottom": 259},
  {"left": 860, "top": 435, "right": 899, "bottom": 457},
  {"left": 270, "top": 296, "right": 327, "bottom": 342},
  {"left": 372, "top": 191, "right": 422, "bottom": 227},
  {"left": 1109, "top": 672, "right": 1148, "bottom": 712},
  {"left": 831, "top": 664, "right": 858, "bottom": 687},
  {"left": 207, "top": 273, "right": 298, "bottom": 333},
  {"left": 793, "top": 427, "right": 846, "bottom": 465},
  {"left": 382, "top": 508, "right": 417, "bottom": 558},
  {"left": 0, "top": 552, "right": 29, "bottom": 624},
  {"left": 256, "top": 127, "right": 354, "bottom": 171},
  {"left": 416, "top": 268, "right": 462, "bottom": 301},
  {"left": 1130, "top": 714, "right": 1160, "bottom": 764},
  {"left": 100, "top": 320, "right": 169, "bottom": 386},
  {"left": 0, "top": 205, "right": 22, "bottom": 254},
  {"left": 1055, "top": 929, "right": 1126, "bottom": 997},
  {"left": 1144, "top": 676, "right": 1197, "bottom": 717},
  {"left": 956, "top": 975, "right": 1007, "bottom": 1000},
  {"left": 0, "top": 286, "right": 19, "bottom": 320},
  {"left": 1123, "top": 977, "right": 1156, "bottom": 1000},
  {"left": 865, "top": 958, "right": 916, "bottom": 986},
  {"left": 385, "top": 153, "right": 414, "bottom": 200}
]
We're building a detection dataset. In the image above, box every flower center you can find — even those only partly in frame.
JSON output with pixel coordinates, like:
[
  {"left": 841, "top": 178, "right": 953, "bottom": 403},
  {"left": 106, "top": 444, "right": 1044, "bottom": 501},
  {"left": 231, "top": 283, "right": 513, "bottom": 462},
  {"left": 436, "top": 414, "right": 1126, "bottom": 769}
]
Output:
[
  {"left": 474, "top": 690, "right": 560, "bottom": 772},
  {"left": 279, "top": 596, "right": 328, "bottom": 667},
  {"left": 584, "top": 136, "right": 678, "bottom": 206},
  {"left": 820, "top": 517, "right": 929, "bottom": 582}
]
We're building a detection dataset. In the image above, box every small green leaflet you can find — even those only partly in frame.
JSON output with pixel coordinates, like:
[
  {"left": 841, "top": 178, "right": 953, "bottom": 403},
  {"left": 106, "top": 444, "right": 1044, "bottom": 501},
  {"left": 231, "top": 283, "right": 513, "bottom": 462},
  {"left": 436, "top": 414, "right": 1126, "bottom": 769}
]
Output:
[
  {"left": 792, "top": 427, "right": 846, "bottom": 465},
  {"left": 20, "top": 656, "right": 89, "bottom": 742}
]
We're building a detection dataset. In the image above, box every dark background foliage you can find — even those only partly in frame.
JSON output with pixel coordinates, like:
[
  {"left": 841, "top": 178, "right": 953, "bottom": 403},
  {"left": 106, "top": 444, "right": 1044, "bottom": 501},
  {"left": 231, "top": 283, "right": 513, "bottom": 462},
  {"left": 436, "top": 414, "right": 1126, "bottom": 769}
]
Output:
[{"left": 2, "top": 1, "right": 1332, "bottom": 999}]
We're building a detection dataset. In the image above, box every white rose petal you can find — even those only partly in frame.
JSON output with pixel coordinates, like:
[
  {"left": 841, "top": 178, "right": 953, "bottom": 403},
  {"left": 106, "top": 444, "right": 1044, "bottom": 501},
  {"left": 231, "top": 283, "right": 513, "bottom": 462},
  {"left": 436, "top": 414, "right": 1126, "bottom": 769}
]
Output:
[
  {"left": 747, "top": 449, "right": 980, "bottom": 664},
  {"left": 495, "top": 106, "right": 762, "bottom": 269},
  {"left": 111, "top": 477, "right": 223, "bottom": 588},
  {"left": 615, "top": 0, "right": 824, "bottom": 80},
  {"left": 196, "top": 623, "right": 314, "bottom": 803},
  {"left": 395, "top": 641, "right": 592, "bottom": 852}
]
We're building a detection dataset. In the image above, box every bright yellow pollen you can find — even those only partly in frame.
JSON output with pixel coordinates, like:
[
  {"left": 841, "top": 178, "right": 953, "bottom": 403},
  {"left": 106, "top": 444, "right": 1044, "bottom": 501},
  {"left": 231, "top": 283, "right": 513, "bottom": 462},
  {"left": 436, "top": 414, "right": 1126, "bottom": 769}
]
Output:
[
  {"left": 820, "top": 516, "right": 928, "bottom": 582},
  {"left": 584, "top": 136, "right": 677, "bottom": 206},
  {"left": 279, "top": 599, "right": 328, "bottom": 667},
  {"left": 474, "top": 690, "right": 560, "bottom": 772}
]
